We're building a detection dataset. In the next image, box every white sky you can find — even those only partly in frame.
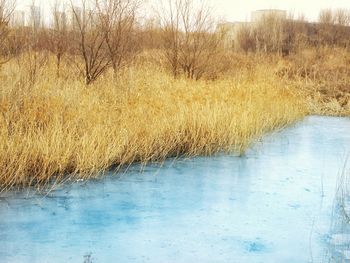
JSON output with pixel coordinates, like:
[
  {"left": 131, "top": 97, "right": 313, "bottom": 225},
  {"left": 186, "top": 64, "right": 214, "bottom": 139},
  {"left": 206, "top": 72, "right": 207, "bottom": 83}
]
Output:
[
  {"left": 210, "top": 0, "right": 350, "bottom": 22},
  {"left": 15, "top": 0, "right": 350, "bottom": 22}
]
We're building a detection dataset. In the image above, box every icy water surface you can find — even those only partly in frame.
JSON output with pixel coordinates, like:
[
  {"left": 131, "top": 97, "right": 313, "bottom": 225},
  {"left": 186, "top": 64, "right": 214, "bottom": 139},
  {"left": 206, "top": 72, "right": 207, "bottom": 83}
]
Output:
[{"left": 1, "top": 116, "right": 350, "bottom": 263}]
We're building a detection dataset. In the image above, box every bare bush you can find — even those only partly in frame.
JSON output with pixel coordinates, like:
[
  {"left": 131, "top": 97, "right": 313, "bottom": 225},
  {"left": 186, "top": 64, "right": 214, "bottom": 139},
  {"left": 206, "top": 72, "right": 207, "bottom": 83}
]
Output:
[
  {"left": 235, "top": 24, "right": 255, "bottom": 53},
  {"left": 319, "top": 9, "right": 335, "bottom": 24},
  {"left": 158, "top": 0, "right": 223, "bottom": 80},
  {"left": 17, "top": 51, "right": 48, "bottom": 87},
  {"left": 318, "top": 9, "right": 335, "bottom": 46},
  {"left": 318, "top": 9, "right": 350, "bottom": 48},
  {"left": 281, "top": 13, "right": 309, "bottom": 54},
  {"left": 69, "top": 0, "right": 112, "bottom": 85},
  {"left": 5, "top": 27, "right": 27, "bottom": 57},
  {"left": 0, "top": 0, "right": 15, "bottom": 66},
  {"left": 332, "top": 9, "right": 350, "bottom": 47},
  {"left": 96, "top": 0, "right": 139, "bottom": 77},
  {"left": 137, "top": 18, "right": 163, "bottom": 50},
  {"left": 47, "top": 1, "right": 69, "bottom": 77},
  {"left": 253, "top": 13, "right": 284, "bottom": 54}
]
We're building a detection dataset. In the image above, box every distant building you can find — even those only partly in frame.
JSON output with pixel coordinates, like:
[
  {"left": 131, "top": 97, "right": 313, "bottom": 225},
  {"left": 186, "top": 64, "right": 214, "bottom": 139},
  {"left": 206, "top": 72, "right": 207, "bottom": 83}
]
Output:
[
  {"left": 217, "top": 22, "right": 249, "bottom": 49},
  {"left": 251, "top": 9, "right": 287, "bottom": 23},
  {"left": 217, "top": 9, "right": 288, "bottom": 50},
  {"left": 10, "top": 10, "right": 25, "bottom": 27}
]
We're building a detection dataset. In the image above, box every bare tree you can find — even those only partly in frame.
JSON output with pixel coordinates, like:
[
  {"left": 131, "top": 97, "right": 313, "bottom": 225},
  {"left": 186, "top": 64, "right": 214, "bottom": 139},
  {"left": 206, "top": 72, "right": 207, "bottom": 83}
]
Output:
[
  {"left": 96, "top": 0, "right": 139, "bottom": 77},
  {"left": 235, "top": 24, "right": 255, "bottom": 53},
  {"left": 6, "top": 27, "right": 28, "bottom": 57},
  {"left": 0, "top": 0, "right": 16, "bottom": 66},
  {"left": 333, "top": 9, "right": 350, "bottom": 47},
  {"left": 48, "top": 1, "right": 69, "bottom": 77},
  {"left": 318, "top": 9, "right": 350, "bottom": 47},
  {"left": 70, "top": 0, "right": 111, "bottom": 85},
  {"left": 178, "top": 0, "right": 221, "bottom": 79},
  {"left": 280, "top": 13, "right": 309, "bottom": 54},
  {"left": 319, "top": 9, "right": 334, "bottom": 24},
  {"left": 159, "top": 0, "right": 223, "bottom": 80},
  {"left": 253, "top": 12, "right": 284, "bottom": 54},
  {"left": 318, "top": 9, "right": 335, "bottom": 46},
  {"left": 334, "top": 9, "right": 349, "bottom": 26},
  {"left": 137, "top": 18, "right": 163, "bottom": 50},
  {"left": 158, "top": 0, "right": 181, "bottom": 77}
]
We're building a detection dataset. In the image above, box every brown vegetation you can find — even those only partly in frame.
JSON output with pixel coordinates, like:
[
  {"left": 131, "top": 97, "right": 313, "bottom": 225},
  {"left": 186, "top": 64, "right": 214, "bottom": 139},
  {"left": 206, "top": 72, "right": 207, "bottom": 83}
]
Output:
[
  {"left": 0, "top": 57, "right": 306, "bottom": 190},
  {"left": 0, "top": 0, "right": 349, "bottom": 190}
]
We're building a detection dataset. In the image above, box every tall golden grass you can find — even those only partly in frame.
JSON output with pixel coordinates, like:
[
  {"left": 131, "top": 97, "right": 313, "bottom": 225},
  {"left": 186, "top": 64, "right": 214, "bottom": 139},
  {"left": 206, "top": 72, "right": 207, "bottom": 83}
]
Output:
[
  {"left": 0, "top": 54, "right": 306, "bottom": 190},
  {"left": 274, "top": 47, "right": 350, "bottom": 116}
]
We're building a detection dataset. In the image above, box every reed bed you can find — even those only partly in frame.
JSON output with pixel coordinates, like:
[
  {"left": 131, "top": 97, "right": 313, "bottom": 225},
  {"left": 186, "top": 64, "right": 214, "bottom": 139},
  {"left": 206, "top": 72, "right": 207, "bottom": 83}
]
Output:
[
  {"left": 0, "top": 57, "right": 306, "bottom": 190},
  {"left": 274, "top": 48, "right": 350, "bottom": 116}
]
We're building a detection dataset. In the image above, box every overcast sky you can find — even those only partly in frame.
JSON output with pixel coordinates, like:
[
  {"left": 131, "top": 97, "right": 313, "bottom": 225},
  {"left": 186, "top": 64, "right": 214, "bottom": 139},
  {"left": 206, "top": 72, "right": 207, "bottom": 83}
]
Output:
[{"left": 15, "top": 0, "right": 350, "bottom": 22}]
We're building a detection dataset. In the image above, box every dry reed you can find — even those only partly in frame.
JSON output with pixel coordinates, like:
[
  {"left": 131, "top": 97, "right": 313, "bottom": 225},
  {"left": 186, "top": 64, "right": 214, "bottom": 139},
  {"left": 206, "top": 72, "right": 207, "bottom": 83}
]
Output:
[{"left": 0, "top": 56, "right": 307, "bottom": 190}]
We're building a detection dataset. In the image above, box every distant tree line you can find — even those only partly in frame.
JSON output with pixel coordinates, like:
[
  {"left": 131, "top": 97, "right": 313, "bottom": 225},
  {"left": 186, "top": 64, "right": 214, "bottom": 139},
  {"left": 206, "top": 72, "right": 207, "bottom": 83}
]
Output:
[
  {"left": 234, "top": 9, "right": 350, "bottom": 54},
  {"left": 0, "top": 0, "right": 350, "bottom": 84}
]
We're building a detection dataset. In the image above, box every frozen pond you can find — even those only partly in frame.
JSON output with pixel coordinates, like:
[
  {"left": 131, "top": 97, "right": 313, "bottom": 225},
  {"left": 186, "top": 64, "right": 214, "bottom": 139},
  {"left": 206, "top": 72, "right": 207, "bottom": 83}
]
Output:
[{"left": 1, "top": 116, "right": 350, "bottom": 263}]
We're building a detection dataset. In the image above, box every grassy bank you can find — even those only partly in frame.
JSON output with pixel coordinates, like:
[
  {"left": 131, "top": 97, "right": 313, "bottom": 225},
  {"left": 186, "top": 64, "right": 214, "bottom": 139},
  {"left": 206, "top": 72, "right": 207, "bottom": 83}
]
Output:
[
  {"left": 0, "top": 57, "right": 306, "bottom": 190},
  {"left": 275, "top": 48, "right": 350, "bottom": 116}
]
